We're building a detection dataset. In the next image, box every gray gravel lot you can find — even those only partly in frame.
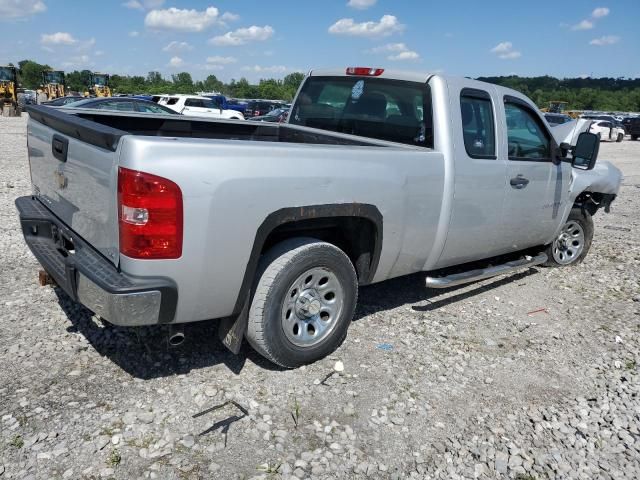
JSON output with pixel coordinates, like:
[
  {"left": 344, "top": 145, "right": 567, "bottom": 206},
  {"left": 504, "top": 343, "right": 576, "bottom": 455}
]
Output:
[{"left": 0, "top": 114, "right": 638, "bottom": 480}]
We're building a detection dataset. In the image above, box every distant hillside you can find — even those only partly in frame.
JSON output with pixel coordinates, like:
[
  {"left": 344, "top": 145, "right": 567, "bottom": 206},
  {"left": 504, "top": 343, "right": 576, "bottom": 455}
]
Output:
[{"left": 477, "top": 76, "right": 640, "bottom": 112}]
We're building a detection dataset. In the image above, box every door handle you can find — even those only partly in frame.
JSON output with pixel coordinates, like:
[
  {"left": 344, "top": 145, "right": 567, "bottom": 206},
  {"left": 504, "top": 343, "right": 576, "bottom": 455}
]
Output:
[
  {"left": 510, "top": 175, "right": 529, "bottom": 189},
  {"left": 52, "top": 134, "right": 68, "bottom": 162}
]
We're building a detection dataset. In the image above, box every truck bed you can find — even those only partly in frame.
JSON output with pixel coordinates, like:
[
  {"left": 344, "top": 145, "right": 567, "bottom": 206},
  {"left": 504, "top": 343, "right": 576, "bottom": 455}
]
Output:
[{"left": 27, "top": 105, "right": 395, "bottom": 151}]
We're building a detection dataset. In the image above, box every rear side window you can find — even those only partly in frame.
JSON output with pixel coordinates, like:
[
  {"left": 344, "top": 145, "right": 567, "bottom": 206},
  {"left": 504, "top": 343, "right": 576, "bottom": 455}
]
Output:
[
  {"left": 505, "top": 99, "right": 551, "bottom": 160},
  {"left": 290, "top": 76, "right": 433, "bottom": 148},
  {"left": 165, "top": 98, "right": 179, "bottom": 105},
  {"left": 94, "top": 101, "right": 136, "bottom": 112},
  {"left": 460, "top": 89, "right": 496, "bottom": 159}
]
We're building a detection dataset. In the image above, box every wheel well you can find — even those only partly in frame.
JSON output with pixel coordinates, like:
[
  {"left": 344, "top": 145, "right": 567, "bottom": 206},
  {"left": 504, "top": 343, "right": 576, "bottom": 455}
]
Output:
[
  {"left": 261, "top": 216, "right": 380, "bottom": 284},
  {"left": 574, "top": 191, "right": 615, "bottom": 215}
]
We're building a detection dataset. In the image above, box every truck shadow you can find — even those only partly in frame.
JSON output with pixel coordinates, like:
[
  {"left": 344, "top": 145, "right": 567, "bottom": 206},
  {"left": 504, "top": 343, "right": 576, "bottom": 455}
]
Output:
[
  {"left": 355, "top": 269, "right": 538, "bottom": 320},
  {"left": 53, "top": 288, "right": 282, "bottom": 380},
  {"left": 53, "top": 268, "right": 538, "bottom": 379}
]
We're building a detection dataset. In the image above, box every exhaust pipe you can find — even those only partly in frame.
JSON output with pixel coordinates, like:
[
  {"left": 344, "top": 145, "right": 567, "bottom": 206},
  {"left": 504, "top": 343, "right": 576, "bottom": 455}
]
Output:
[{"left": 168, "top": 325, "right": 185, "bottom": 347}]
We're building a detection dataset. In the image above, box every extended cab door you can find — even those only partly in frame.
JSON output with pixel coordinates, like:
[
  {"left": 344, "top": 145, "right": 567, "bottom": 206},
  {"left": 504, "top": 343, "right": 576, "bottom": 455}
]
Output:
[
  {"left": 437, "top": 86, "right": 510, "bottom": 267},
  {"left": 500, "top": 96, "right": 571, "bottom": 250}
]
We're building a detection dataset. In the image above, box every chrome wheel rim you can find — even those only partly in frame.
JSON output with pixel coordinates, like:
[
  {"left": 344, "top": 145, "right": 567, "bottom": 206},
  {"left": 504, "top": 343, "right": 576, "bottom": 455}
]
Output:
[
  {"left": 281, "top": 267, "right": 344, "bottom": 347},
  {"left": 552, "top": 220, "right": 585, "bottom": 265}
]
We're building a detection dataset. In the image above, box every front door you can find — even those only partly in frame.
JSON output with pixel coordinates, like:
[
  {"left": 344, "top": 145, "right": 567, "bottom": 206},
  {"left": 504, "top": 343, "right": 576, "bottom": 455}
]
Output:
[{"left": 501, "top": 97, "right": 571, "bottom": 251}]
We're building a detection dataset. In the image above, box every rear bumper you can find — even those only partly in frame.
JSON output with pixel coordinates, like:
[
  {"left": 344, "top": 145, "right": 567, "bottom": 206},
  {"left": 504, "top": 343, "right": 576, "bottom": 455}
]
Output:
[{"left": 15, "top": 196, "right": 177, "bottom": 326}]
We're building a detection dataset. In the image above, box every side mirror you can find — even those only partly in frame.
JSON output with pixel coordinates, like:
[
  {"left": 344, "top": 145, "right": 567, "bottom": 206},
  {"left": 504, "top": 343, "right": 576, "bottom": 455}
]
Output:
[{"left": 572, "top": 132, "right": 599, "bottom": 170}]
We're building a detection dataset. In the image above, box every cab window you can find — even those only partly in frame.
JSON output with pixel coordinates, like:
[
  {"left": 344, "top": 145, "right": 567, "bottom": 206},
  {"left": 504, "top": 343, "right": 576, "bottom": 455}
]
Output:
[
  {"left": 505, "top": 100, "right": 551, "bottom": 160},
  {"left": 460, "top": 90, "right": 496, "bottom": 159},
  {"left": 290, "top": 76, "right": 433, "bottom": 148}
]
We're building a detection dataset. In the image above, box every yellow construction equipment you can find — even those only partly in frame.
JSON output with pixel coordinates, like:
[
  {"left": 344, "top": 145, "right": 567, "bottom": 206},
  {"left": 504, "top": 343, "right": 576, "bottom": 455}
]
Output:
[
  {"left": 41, "top": 70, "right": 65, "bottom": 100},
  {"left": 0, "top": 65, "right": 20, "bottom": 116},
  {"left": 84, "top": 72, "right": 111, "bottom": 97},
  {"left": 541, "top": 101, "right": 568, "bottom": 114}
]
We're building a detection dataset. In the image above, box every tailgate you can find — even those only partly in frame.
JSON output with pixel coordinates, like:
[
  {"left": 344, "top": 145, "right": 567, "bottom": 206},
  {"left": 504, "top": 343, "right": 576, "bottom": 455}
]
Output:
[{"left": 26, "top": 106, "right": 126, "bottom": 266}]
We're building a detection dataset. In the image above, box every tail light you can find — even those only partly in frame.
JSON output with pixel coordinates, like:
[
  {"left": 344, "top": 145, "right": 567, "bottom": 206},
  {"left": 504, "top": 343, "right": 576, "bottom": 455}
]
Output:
[
  {"left": 118, "top": 167, "right": 183, "bottom": 259},
  {"left": 346, "top": 67, "right": 384, "bottom": 76}
]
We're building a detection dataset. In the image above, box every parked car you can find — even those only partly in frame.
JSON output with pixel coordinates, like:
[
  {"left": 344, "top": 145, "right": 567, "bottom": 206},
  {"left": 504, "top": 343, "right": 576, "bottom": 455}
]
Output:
[
  {"left": 201, "top": 94, "right": 247, "bottom": 114},
  {"left": 245, "top": 100, "right": 284, "bottom": 117},
  {"left": 582, "top": 114, "right": 626, "bottom": 134},
  {"left": 41, "top": 96, "right": 84, "bottom": 106},
  {"left": 248, "top": 107, "right": 289, "bottom": 123},
  {"left": 61, "top": 97, "right": 179, "bottom": 114},
  {"left": 589, "top": 120, "right": 625, "bottom": 142},
  {"left": 157, "top": 94, "right": 244, "bottom": 120},
  {"left": 622, "top": 116, "right": 640, "bottom": 140},
  {"left": 544, "top": 113, "right": 572, "bottom": 126},
  {"left": 18, "top": 67, "right": 621, "bottom": 368}
]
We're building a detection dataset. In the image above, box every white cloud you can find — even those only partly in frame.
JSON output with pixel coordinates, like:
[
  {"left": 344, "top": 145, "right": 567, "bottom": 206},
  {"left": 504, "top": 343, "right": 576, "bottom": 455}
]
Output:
[
  {"left": 242, "top": 65, "right": 290, "bottom": 74},
  {"left": 591, "top": 7, "right": 609, "bottom": 18},
  {"left": 123, "top": 0, "right": 164, "bottom": 10},
  {"left": 590, "top": 35, "right": 620, "bottom": 46},
  {"left": 167, "top": 56, "right": 184, "bottom": 68},
  {"left": 0, "top": 0, "right": 46, "bottom": 19},
  {"left": 490, "top": 41, "right": 522, "bottom": 60},
  {"left": 129, "top": 30, "right": 140, "bottom": 37},
  {"left": 41, "top": 32, "right": 77, "bottom": 45},
  {"left": 571, "top": 19, "right": 593, "bottom": 30},
  {"left": 221, "top": 12, "right": 239, "bottom": 22},
  {"left": 61, "top": 54, "right": 93, "bottom": 68},
  {"left": 76, "top": 37, "right": 96, "bottom": 52},
  {"left": 209, "top": 25, "right": 274, "bottom": 46},
  {"left": 145, "top": 6, "right": 221, "bottom": 32},
  {"left": 347, "top": 0, "right": 376, "bottom": 10},
  {"left": 388, "top": 51, "right": 419, "bottom": 61},
  {"left": 369, "top": 43, "right": 420, "bottom": 61},
  {"left": 499, "top": 51, "right": 522, "bottom": 59},
  {"left": 162, "top": 41, "right": 193, "bottom": 53},
  {"left": 206, "top": 56, "right": 237, "bottom": 64},
  {"left": 328, "top": 15, "right": 404, "bottom": 38}
]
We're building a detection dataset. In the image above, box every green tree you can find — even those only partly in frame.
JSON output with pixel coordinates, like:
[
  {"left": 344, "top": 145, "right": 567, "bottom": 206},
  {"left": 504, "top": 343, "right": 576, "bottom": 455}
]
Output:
[{"left": 17, "top": 60, "right": 51, "bottom": 89}]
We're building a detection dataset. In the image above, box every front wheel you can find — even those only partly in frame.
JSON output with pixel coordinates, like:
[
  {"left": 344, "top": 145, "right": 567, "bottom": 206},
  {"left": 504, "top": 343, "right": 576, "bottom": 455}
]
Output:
[
  {"left": 246, "top": 238, "right": 358, "bottom": 368},
  {"left": 544, "top": 208, "right": 593, "bottom": 267},
  {"left": 616, "top": 133, "right": 624, "bottom": 142}
]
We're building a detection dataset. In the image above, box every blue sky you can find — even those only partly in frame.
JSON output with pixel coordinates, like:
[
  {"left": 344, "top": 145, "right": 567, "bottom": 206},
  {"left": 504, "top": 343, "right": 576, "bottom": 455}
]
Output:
[{"left": 1, "top": 0, "right": 638, "bottom": 81}]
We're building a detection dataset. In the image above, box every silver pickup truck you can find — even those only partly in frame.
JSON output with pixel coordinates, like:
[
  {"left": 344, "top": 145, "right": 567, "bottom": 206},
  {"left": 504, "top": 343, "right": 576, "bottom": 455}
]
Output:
[{"left": 17, "top": 67, "right": 622, "bottom": 367}]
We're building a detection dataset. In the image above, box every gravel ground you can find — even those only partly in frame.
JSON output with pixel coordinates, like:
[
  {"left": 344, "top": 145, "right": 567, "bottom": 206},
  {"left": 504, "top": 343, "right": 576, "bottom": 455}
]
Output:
[{"left": 0, "top": 114, "right": 638, "bottom": 480}]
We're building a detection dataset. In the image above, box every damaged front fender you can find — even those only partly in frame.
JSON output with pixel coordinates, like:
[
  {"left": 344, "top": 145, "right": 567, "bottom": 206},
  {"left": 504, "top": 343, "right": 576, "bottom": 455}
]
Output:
[{"left": 570, "top": 160, "right": 623, "bottom": 214}]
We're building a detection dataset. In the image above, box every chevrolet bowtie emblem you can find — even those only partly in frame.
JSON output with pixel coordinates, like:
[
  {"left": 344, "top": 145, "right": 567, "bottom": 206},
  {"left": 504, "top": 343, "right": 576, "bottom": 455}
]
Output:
[{"left": 54, "top": 169, "right": 67, "bottom": 189}]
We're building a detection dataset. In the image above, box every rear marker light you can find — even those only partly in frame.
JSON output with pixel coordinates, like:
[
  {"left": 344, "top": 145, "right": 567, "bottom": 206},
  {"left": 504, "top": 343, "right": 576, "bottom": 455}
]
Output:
[
  {"left": 346, "top": 67, "right": 384, "bottom": 76},
  {"left": 118, "top": 167, "right": 183, "bottom": 259}
]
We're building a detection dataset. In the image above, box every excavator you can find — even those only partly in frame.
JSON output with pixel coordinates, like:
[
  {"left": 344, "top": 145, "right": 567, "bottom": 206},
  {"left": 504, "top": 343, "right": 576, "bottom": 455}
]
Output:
[
  {"left": 0, "top": 65, "right": 20, "bottom": 116},
  {"left": 41, "top": 70, "right": 65, "bottom": 100},
  {"left": 84, "top": 72, "right": 111, "bottom": 97},
  {"left": 540, "top": 100, "right": 582, "bottom": 119}
]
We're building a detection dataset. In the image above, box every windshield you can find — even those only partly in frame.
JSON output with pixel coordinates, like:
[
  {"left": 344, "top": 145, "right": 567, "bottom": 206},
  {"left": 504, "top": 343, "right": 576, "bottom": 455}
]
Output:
[
  {"left": 43, "top": 71, "right": 64, "bottom": 84},
  {"left": 290, "top": 76, "right": 433, "bottom": 148},
  {"left": 93, "top": 75, "right": 108, "bottom": 86},
  {"left": 0, "top": 66, "right": 15, "bottom": 82}
]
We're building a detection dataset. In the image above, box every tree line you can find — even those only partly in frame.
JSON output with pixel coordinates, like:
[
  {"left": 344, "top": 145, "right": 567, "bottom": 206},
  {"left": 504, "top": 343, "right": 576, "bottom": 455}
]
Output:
[
  {"left": 478, "top": 75, "right": 640, "bottom": 112},
  {"left": 13, "top": 59, "right": 305, "bottom": 101},
  {"left": 9, "top": 59, "right": 640, "bottom": 110}
]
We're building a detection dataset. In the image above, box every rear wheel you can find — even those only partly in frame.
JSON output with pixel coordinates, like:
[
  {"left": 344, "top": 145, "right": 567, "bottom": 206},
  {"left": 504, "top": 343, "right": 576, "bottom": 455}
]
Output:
[
  {"left": 632, "top": 135, "right": 639, "bottom": 141},
  {"left": 544, "top": 208, "right": 593, "bottom": 267},
  {"left": 246, "top": 238, "right": 358, "bottom": 368}
]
